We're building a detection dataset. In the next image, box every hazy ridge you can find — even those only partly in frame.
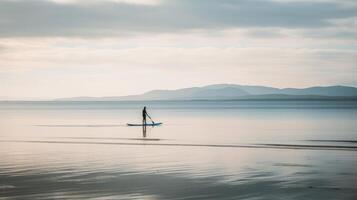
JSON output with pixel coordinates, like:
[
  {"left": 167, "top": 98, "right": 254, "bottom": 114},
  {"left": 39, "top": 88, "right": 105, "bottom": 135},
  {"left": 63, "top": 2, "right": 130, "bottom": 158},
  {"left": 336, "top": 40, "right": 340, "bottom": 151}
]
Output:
[{"left": 56, "top": 84, "right": 357, "bottom": 101}]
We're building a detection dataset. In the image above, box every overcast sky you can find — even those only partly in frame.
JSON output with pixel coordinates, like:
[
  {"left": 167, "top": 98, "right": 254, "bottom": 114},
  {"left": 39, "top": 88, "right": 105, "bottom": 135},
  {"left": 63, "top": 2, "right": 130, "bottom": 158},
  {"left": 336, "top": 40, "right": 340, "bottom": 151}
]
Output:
[{"left": 1, "top": 0, "right": 357, "bottom": 99}]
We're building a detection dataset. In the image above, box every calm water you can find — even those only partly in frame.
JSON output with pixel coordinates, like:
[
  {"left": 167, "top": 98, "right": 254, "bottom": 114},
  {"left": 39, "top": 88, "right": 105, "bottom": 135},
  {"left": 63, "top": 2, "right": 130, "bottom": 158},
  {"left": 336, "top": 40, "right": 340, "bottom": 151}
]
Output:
[{"left": 0, "top": 100, "right": 357, "bottom": 199}]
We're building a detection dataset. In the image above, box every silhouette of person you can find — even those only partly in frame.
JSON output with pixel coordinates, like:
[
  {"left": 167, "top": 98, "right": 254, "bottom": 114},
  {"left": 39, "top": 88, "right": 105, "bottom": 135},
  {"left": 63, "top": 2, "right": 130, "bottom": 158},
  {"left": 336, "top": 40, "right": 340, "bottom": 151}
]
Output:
[
  {"left": 143, "top": 106, "right": 154, "bottom": 125},
  {"left": 142, "top": 106, "right": 147, "bottom": 125}
]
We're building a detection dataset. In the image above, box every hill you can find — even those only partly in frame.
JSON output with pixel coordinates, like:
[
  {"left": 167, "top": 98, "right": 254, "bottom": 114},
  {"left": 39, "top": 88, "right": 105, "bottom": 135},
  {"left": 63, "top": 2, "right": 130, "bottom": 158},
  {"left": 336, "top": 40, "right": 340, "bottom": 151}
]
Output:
[{"left": 56, "top": 84, "right": 357, "bottom": 101}]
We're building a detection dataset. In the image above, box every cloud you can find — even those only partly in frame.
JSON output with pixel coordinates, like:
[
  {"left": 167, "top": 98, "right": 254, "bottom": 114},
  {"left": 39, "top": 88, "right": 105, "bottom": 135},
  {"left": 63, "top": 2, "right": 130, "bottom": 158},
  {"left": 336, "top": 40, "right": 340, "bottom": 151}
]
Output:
[
  {"left": 1, "top": 0, "right": 357, "bottom": 98},
  {"left": 0, "top": 0, "right": 356, "bottom": 38},
  {"left": 0, "top": 44, "right": 7, "bottom": 52},
  {"left": 1, "top": 36, "right": 356, "bottom": 75},
  {"left": 2, "top": 45, "right": 357, "bottom": 98},
  {"left": 46, "top": 0, "right": 161, "bottom": 5}
]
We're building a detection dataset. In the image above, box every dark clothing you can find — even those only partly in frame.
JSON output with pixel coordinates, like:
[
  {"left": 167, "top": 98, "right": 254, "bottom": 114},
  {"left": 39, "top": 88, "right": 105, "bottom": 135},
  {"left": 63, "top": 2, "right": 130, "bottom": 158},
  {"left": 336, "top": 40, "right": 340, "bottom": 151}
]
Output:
[
  {"left": 142, "top": 108, "right": 147, "bottom": 125},
  {"left": 142, "top": 110, "right": 147, "bottom": 119}
]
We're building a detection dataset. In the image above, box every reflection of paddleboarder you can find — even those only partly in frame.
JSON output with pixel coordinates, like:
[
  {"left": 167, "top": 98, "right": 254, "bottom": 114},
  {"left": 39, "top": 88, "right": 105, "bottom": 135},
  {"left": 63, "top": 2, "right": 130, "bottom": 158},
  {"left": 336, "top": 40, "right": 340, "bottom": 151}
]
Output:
[
  {"left": 142, "top": 124, "right": 147, "bottom": 138},
  {"left": 142, "top": 106, "right": 154, "bottom": 125}
]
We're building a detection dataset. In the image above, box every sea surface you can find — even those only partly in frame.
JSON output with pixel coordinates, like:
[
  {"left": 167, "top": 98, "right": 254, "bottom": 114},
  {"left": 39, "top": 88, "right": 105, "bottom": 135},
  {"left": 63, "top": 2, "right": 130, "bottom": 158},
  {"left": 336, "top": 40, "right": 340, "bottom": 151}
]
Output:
[{"left": 0, "top": 100, "right": 357, "bottom": 199}]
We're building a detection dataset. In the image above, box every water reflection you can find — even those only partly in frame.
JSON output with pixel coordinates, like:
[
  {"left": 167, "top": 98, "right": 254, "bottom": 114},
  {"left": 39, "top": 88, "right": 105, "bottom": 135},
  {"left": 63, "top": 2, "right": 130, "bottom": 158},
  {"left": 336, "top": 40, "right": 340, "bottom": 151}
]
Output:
[
  {"left": 1, "top": 101, "right": 357, "bottom": 199},
  {"left": 1, "top": 140, "right": 356, "bottom": 151},
  {"left": 1, "top": 140, "right": 356, "bottom": 199},
  {"left": 143, "top": 124, "right": 147, "bottom": 138}
]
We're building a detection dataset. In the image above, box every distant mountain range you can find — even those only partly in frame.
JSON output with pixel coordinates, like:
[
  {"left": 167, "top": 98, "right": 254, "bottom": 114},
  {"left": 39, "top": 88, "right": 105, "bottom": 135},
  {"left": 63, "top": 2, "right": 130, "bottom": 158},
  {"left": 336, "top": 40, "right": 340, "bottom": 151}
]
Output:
[{"left": 55, "top": 84, "right": 357, "bottom": 101}]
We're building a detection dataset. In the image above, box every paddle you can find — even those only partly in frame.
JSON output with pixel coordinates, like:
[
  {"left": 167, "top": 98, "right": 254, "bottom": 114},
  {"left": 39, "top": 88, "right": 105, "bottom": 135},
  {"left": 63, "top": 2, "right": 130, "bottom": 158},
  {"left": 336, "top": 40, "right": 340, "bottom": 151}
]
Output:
[{"left": 146, "top": 114, "right": 155, "bottom": 124}]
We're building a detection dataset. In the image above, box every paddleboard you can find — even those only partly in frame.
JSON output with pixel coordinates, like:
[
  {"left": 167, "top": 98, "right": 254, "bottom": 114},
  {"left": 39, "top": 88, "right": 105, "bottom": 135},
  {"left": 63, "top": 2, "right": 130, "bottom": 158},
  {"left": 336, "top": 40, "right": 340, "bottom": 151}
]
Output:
[{"left": 127, "top": 122, "right": 163, "bottom": 127}]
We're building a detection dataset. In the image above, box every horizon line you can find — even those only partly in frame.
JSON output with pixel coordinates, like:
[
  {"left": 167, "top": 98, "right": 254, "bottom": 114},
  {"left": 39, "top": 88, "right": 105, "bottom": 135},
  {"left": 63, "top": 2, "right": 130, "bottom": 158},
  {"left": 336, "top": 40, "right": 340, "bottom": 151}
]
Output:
[{"left": 1, "top": 83, "right": 357, "bottom": 101}]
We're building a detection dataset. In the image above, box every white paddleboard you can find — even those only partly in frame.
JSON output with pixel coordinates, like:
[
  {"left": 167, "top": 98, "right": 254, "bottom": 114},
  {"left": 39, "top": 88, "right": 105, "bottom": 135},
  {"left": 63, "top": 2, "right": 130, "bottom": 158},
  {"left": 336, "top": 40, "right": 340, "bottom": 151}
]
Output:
[{"left": 127, "top": 122, "right": 162, "bottom": 127}]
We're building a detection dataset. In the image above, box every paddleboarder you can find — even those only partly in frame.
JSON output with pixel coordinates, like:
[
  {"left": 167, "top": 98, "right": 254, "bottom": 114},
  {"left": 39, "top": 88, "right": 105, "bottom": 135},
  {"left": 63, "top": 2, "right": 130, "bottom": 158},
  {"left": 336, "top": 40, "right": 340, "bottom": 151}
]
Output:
[
  {"left": 127, "top": 107, "right": 161, "bottom": 127},
  {"left": 142, "top": 106, "right": 154, "bottom": 125}
]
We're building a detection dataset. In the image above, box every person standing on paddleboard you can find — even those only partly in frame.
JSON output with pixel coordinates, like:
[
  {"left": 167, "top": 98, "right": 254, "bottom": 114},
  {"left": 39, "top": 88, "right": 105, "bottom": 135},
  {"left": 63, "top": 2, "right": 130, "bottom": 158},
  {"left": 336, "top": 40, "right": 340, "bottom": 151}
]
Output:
[{"left": 142, "top": 106, "right": 154, "bottom": 125}]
